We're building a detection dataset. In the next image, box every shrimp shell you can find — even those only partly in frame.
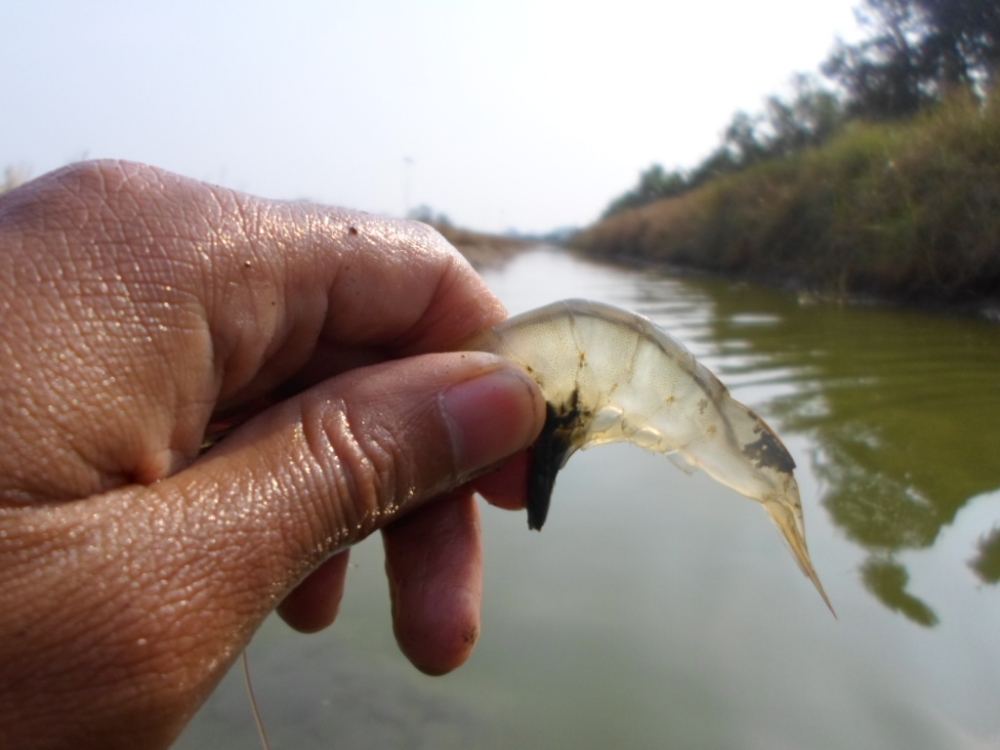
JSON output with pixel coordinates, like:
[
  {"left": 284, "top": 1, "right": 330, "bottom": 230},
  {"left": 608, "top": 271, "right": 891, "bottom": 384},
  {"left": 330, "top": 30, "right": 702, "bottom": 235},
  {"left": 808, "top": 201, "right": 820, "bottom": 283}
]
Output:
[{"left": 468, "top": 299, "right": 834, "bottom": 615}]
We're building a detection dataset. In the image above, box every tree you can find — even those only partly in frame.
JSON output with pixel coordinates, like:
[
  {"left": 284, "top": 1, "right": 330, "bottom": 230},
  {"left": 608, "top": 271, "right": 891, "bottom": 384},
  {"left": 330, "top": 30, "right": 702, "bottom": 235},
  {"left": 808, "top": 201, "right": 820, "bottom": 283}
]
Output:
[
  {"left": 824, "top": 0, "right": 1000, "bottom": 119},
  {"left": 722, "top": 111, "right": 767, "bottom": 164},
  {"left": 602, "top": 164, "right": 689, "bottom": 218},
  {"left": 916, "top": 0, "right": 1000, "bottom": 88},
  {"left": 784, "top": 74, "right": 845, "bottom": 147},
  {"left": 603, "top": 76, "right": 847, "bottom": 217},
  {"left": 823, "top": 0, "right": 929, "bottom": 118},
  {"left": 407, "top": 204, "right": 452, "bottom": 228},
  {"left": 705, "top": 76, "right": 845, "bottom": 169},
  {"left": 760, "top": 75, "right": 845, "bottom": 157}
]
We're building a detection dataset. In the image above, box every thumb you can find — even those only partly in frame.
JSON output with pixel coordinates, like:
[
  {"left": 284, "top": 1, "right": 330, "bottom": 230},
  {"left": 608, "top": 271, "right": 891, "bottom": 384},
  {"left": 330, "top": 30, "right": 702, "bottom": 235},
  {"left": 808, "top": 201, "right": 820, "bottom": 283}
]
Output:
[
  {"left": 0, "top": 351, "right": 543, "bottom": 746},
  {"left": 174, "top": 351, "right": 544, "bottom": 595}
]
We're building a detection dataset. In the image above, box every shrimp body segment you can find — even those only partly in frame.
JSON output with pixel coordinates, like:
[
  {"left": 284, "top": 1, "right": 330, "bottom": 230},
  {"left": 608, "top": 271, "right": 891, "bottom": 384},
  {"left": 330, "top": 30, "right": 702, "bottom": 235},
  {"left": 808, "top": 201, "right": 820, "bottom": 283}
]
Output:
[{"left": 468, "top": 299, "right": 833, "bottom": 614}]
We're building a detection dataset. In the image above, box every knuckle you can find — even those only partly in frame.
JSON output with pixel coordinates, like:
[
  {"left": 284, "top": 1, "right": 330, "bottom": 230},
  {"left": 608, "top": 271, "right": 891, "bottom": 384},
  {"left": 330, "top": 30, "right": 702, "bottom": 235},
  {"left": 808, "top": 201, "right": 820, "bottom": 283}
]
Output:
[
  {"left": 402, "top": 216, "right": 442, "bottom": 240},
  {"left": 0, "top": 160, "right": 121, "bottom": 233},
  {"left": 400, "top": 217, "right": 459, "bottom": 259},
  {"left": 300, "top": 394, "right": 413, "bottom": 542},
  {"left": 50, "top": 159, "right": 154, "bottom": 206},
  {"left": 10, "top": 160, "right": 151, "bottom": 244}
]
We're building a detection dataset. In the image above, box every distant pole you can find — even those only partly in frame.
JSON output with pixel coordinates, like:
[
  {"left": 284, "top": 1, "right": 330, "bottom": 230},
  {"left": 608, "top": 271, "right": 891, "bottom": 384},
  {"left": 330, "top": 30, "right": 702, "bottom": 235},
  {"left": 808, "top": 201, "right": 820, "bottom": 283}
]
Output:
[{"left": 403, "top": 156, "right": 414, "bottom": 217}]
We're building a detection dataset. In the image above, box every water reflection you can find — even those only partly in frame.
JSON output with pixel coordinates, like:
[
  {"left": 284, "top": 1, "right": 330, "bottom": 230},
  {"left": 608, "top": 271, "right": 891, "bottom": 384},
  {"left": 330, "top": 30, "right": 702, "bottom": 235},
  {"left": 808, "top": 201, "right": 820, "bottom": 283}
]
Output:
[
  {"left": 970, "top": 527, "right": 1000, "bottom": 585},
  {"left": 637, "top": 270, "right": 1000, "bottom": 623},
  {"left": 860, "top": 558, "right": 939, "bottom": 627}
]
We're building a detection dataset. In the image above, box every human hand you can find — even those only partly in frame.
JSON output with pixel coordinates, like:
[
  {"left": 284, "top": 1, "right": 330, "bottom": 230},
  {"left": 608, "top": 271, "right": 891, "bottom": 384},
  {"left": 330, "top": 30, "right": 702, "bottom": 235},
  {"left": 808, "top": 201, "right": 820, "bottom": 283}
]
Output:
[{"left": 0, "top": 161, "right": 544, "bottom": 749}]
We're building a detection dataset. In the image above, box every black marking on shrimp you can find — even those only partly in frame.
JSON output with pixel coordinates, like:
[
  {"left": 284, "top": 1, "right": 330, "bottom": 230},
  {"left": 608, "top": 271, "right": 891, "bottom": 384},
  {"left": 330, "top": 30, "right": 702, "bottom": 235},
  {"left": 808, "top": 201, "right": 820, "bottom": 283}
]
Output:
[
  {"left": 743, "top": 426, "right": 796, "bottom": 473},
  {"left": 527, "top": 388, "right": 590, "bottom": 530}
]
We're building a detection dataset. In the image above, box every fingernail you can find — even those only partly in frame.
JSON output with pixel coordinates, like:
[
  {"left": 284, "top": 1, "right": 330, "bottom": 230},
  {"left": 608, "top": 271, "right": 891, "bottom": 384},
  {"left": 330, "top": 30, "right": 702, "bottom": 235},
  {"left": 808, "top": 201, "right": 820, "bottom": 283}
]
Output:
[{"left": 439, "top": 367, "right": 542, "bottom": 477}]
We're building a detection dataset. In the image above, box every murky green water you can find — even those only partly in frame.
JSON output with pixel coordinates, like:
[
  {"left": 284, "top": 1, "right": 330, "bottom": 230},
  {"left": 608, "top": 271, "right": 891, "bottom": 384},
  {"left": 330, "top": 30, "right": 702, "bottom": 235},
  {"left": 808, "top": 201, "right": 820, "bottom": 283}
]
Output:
[{"left": 178, "top": 247, "right": 1000, "bottom": 749}]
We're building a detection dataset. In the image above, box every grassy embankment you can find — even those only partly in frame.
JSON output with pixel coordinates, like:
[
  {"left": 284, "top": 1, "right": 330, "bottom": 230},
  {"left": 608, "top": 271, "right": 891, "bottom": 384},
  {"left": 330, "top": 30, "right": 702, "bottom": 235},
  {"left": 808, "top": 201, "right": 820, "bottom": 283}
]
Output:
[{"left": 575, "top": 93, "right": 1000, "bottom": 307}]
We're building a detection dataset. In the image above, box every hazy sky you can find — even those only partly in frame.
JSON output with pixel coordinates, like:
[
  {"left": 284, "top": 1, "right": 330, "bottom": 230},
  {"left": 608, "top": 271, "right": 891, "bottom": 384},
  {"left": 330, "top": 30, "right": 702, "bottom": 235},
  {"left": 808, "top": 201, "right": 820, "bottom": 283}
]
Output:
[{"left": 2, "top": 1, "right": 862, "bottom": 233}]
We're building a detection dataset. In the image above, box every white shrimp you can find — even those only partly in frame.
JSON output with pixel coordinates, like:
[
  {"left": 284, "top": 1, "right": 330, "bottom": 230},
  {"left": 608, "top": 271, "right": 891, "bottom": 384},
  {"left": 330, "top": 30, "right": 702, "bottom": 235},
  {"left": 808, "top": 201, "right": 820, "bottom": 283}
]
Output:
[{"left": 468, "top": 299, "right": 834, "bottom": 615}]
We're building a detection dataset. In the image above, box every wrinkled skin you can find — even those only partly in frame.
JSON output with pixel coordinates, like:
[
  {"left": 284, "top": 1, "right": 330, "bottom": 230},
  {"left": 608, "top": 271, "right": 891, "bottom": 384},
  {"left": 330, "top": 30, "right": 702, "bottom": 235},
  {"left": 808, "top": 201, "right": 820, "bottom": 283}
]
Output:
[{"left": 0, "top": 161, "right": 544, "bottom": 749}]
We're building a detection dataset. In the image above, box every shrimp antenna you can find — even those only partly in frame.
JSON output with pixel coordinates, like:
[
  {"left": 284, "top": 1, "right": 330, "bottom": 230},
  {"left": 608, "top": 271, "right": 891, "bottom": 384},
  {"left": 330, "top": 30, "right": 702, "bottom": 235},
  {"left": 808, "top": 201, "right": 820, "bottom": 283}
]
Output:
[{"left": 242, "top": 649, "right": 273, "bottom": 750}]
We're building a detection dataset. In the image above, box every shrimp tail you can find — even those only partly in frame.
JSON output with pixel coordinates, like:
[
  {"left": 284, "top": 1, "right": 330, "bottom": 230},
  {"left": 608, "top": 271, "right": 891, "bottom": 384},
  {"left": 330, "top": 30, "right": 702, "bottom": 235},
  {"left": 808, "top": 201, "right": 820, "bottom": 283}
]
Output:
[{"left": 764, "top": 498, "right": 837, "bottom": 618}]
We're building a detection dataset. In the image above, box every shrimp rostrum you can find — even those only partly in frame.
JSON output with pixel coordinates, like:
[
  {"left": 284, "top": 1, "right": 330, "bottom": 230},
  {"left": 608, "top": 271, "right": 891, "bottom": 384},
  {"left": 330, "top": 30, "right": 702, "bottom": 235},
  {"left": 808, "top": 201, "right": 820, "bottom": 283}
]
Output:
[{"left": 468, "top": 299, "right": 834, "bottom": 615}]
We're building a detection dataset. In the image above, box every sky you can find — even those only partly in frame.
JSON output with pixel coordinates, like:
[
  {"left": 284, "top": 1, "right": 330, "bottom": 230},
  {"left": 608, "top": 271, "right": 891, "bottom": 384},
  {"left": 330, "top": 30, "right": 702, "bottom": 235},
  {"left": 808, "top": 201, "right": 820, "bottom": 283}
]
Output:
[{"left": 2, "top": 1, "right": 863, "bottom": 233}]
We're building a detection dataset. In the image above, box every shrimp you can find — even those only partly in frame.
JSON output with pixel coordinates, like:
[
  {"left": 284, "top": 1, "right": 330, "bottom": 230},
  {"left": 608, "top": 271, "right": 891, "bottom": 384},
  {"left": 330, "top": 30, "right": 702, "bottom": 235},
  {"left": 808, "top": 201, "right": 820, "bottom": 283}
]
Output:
[{"left": 467, "top": 299, "right": 834, "bottom": 615}]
